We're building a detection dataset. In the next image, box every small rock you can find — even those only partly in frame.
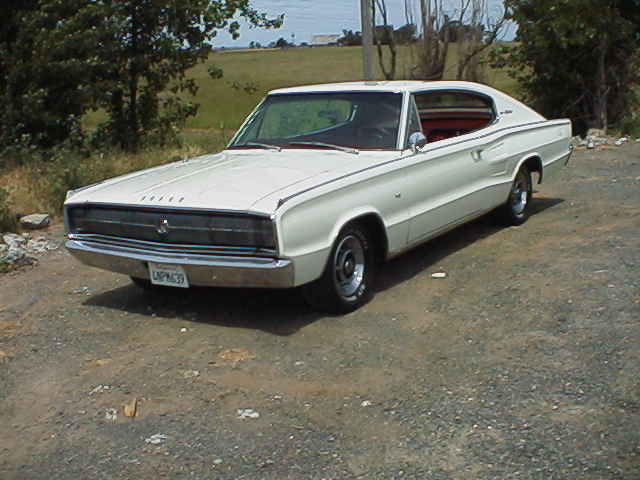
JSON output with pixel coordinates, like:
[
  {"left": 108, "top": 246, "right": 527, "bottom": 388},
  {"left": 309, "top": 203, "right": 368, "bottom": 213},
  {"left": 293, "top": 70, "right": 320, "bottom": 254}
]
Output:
[
  {"left": 587, "top": 140, "right": 595, "bottom": 149},
  {"left": 2, "top": 234, "right": 26, "bottom": 249},
  {"left": 0, "top": 350, "right": 11, "bottom": 364},
  {"left": 145, "top": 433, "right": 167, "bottom": 445},
  {"left": 19, "top": 214, "right": 50, "bottom": 230},
  {"left": 361, "top": 400, "right": 372, "bottom": 407},
  {"left": 123, "top": 397, "right": 138, "bottom": 418},
  {"left": 105, "top": 408, "right": 118, "bottom": 422},
  {"left": 213, "top": 459, "right": 223, "bottom": 465},
  {"left": 237, "top": 408, "right": 260, "bottom": 419},
  {"left": 89, "top": 384, "right": 111, "bottom": 395},
  {"left": 586, "top": 128, "right": 606, "bottom": 138},
  {"left": 179, "top": 327, "right": 188, "bottom": 333},
  {"left": 431, "top": 272, "right": 447, "bottom": 279},
  {"left": 183, "top": 370, "right": 200, "bottom": 379},
  {"left": 218, "top": 348, "right": 255, "bottom": 364}
]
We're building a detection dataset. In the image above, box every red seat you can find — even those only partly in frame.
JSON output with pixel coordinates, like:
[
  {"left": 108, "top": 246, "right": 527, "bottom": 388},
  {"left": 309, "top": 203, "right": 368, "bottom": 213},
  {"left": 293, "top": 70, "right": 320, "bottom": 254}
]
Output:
[{"left": 421, "top": 117, "right": 490, "bottom": 142}]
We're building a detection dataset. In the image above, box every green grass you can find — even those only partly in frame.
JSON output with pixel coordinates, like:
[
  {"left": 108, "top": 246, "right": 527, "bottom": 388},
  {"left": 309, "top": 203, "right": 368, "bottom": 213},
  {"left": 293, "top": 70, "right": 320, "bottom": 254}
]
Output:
[{"left": 85, "top": 44, "right": 518, "bottom": 132}]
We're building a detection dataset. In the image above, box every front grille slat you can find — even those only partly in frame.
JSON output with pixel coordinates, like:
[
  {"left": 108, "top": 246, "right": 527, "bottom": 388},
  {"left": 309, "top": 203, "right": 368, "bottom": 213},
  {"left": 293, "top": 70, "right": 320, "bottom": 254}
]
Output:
[{"left": 67, "top": 205, "right": 275, "bottom": 252}]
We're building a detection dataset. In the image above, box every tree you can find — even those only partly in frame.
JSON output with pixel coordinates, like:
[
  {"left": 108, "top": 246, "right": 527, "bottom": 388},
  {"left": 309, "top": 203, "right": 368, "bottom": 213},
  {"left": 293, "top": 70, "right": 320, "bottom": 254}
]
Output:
[
  {"left": 0, "top": 0, "right": 91, "bottom": 149},
  {"left": 454, "top": 0, "right": 508, "bottom": 82},
  {"left": 338, "top": 30, "right": 362, "bottom": 46},
  {"left": 91, "top": 0, "right": 281, "bottom": 150},
  {"left": 0, "top": 1, "right": 282, "bottom": 152},
  {"left": 492, "top": 0, "right": 640, "bottom": 133},
  {"left": 412, "top": 0, "right": 451, "bottom": 80},
  {"left": 373, "top": 0, "right": 398, "bottom": 80},
  {"left": 274, "top": 37, "right": 291, "bottom": 49}
]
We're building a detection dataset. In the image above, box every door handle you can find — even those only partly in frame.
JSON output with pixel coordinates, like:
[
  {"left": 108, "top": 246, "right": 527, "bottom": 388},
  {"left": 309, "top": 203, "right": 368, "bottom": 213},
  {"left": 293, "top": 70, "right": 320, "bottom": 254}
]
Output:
[{"left": 471, "top": 149, "right": 484, "bottom": 162}]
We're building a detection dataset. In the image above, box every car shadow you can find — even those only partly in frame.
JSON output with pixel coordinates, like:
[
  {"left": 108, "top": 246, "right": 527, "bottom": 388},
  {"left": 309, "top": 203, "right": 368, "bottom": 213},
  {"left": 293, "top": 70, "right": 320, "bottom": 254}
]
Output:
[
  {"left": 84, "top": 197, "right": 563, "bottom": 331},
  {"left": 374, "top": 197, "right": 564, "bottom": 292},
  {"left": 85, "top": 284, "right": 321, "bottom": 336}
]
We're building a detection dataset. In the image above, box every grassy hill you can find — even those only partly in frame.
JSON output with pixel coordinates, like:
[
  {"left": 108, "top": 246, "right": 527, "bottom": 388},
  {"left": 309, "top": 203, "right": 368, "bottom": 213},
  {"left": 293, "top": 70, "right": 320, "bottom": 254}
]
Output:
[
  {"left": 189, "top": 45, "right": 517, "bottom": 130},
  {"left": 86, "top": 44, "right": 518, "bottom": 132}
]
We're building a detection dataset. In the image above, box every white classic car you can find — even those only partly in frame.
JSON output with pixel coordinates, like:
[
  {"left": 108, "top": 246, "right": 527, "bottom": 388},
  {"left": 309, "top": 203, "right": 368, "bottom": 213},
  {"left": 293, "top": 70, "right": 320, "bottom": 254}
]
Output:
[{"left": 64, "top": 81, "right": 572, "bottom": 313}]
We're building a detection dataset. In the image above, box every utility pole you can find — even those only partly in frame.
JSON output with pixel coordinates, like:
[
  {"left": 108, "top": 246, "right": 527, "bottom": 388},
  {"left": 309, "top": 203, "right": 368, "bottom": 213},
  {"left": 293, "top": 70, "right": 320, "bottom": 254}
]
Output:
[{"left": 360, "top": 0, "right": 374, "bottom": 81}]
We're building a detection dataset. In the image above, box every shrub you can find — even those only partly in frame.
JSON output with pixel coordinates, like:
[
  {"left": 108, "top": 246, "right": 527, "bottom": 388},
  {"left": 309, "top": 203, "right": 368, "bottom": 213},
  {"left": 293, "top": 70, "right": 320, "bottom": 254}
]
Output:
[{"left": 0, "top": 187, "right": 18, "bottom": 233}]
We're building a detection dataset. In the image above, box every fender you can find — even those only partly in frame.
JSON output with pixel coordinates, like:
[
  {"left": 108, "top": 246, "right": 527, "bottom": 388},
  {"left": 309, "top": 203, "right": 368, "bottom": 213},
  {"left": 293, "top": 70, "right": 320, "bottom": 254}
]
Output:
[{"left": 513, "top": 153, "right": 543, "bottom": 184}]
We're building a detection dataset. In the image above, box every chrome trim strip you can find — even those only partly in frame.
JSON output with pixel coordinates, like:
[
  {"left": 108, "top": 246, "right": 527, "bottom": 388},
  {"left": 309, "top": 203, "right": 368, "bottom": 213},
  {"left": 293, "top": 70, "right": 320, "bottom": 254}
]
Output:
[
  {"left": 68, "top": 234, "right": 277, "bottom": 257},
  {"left": 275, "top": 119, "right": 569, "bottom": 209},
  {"left": 64, "top": 202, "right": 272, "bottom": 218},
  {"left": 66, "top": 239, "right": 294, "bottom": 288}
]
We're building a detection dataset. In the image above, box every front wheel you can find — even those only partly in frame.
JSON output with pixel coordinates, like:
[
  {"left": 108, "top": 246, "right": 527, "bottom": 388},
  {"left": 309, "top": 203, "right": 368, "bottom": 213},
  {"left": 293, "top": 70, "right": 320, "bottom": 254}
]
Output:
[
  {"left": 498, "top": 166, "right": 532, "bottom": 226},
  {"left": 302, "top": 224, "right": 375, "bottom": 314}
]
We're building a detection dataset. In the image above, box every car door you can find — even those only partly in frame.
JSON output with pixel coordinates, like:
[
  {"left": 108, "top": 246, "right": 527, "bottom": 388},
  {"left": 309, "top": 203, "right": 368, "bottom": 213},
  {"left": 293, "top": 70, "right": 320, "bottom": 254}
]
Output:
[{"left": 402, "top": 90, "right": 500, "bottom": 244}]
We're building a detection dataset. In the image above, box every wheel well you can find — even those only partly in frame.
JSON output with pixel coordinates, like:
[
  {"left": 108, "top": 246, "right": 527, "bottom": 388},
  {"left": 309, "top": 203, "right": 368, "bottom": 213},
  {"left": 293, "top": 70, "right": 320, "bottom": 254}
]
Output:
[
  {"left": 349, "top": 214, "right": 388, "bottom": 263},
  {"left": 523, "top": 156, "right": 543, "bottom": 184}
]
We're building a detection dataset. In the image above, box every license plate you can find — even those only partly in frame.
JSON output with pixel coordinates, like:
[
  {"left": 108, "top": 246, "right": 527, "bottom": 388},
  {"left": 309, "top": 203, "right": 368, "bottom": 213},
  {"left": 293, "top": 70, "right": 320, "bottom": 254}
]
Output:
[{"left": 148, "top": 262, "right": 189, "bottom": 288}]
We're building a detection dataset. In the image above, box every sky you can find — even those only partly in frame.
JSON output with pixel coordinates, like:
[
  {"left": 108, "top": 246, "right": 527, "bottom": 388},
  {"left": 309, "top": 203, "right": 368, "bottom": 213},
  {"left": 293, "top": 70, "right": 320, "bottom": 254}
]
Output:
[{"left": 214, "top": 0, "right": 510, "bottom": 48}]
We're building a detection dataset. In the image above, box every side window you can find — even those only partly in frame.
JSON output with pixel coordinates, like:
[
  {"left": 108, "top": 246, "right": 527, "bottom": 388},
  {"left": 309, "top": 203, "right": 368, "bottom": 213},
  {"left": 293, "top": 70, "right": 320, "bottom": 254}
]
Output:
[
  {"left": 414, "top": 91, "right": 495, "bottom": 143},
  {"left": 405, "top": 96, "right": 422, "bottom": 149}
]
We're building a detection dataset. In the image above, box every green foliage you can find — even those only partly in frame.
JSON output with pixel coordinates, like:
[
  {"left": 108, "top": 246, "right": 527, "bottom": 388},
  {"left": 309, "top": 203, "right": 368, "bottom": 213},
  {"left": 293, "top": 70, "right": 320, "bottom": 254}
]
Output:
[
  {"left": 0, "top": 187, "right": 18, "bottom": 233},
  {"left": 492, "top": 0, "right": 640, "bottom": 134},
  {"left": 0, "top": 1, "right": 282, "bottom": 153}
]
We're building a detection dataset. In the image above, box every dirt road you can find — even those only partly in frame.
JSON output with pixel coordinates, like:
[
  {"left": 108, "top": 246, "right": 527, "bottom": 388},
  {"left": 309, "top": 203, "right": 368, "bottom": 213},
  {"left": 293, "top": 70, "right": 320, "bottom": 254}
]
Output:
[{"left": 1, "top": 145, "right": 639, "bottom": 479}]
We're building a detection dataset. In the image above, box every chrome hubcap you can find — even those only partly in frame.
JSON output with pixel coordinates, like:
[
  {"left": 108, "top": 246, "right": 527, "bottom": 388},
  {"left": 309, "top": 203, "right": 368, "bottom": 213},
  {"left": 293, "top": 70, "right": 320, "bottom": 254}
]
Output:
[
  {"left": 511, "top": 172, "right": 529, "bottom": 215},
  {"left": 333, "top": 235, "right": 365, "bottom": 298}
]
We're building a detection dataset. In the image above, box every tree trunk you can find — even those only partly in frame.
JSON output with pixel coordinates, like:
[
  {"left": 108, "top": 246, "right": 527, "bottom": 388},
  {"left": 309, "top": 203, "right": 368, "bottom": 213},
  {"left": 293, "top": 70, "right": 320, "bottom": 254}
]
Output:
[
  {"left": 593, "top": 36, "right": 608, "bottom": 132},
  {"left": 127, "top": 4, "right": 140, "bottom": 151}
]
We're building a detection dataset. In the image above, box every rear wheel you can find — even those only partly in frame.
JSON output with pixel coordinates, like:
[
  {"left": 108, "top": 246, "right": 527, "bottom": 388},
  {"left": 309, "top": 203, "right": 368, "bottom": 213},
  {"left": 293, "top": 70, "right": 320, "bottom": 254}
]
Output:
[
  {"left": 302, "top": 224, "right": 375, "bottom": 314},
  {"left": 498, "top": 166, "right": 532, "bottom": 225}
]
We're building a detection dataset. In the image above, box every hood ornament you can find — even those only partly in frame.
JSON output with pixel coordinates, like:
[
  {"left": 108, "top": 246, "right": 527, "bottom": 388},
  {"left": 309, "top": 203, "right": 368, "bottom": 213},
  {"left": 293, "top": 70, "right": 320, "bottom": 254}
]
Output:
[{"left": 157, "top": 219, "right": 169, "bottom": 237}]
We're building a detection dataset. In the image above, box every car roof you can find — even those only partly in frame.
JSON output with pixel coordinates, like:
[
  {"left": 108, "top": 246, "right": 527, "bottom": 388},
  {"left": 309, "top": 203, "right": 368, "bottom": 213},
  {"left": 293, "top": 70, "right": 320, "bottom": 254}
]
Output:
[{"left": 268, "top": 80, "right": 502, "bottom": 96}]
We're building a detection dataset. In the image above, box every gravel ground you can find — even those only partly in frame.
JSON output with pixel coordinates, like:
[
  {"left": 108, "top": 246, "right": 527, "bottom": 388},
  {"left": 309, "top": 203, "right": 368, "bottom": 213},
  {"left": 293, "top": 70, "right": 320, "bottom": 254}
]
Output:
[{"left": 1, "top": 144, "right": 639, "bottom": 479}]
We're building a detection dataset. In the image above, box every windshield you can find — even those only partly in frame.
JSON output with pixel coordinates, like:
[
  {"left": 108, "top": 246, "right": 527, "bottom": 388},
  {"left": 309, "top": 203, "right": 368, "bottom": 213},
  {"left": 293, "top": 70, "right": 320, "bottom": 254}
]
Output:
[{"left": 230, "top": 92, "right": 403, "bottom": 150}]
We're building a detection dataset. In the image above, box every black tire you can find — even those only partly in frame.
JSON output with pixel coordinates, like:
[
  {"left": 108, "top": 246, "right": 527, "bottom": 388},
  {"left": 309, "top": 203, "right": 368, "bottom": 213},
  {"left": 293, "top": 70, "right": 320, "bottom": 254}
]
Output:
[
  {"left": 302, "top": 224, "right": 375, "bottom": 314},
  {"left": 498, "top": 166, "right": 533, "bottom": 226}
]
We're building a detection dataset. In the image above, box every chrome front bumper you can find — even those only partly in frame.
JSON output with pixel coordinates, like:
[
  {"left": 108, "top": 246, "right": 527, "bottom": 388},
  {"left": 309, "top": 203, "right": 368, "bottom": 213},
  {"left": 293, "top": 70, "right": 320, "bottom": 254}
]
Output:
[{"left": 66, "top": 237, "right": 295, "bottom": 288}]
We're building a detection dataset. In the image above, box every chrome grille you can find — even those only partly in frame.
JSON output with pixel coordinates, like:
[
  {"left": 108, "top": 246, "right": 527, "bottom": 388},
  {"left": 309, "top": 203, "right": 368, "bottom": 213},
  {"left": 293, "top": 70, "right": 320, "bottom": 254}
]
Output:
[{"left": 66, "top": 205, "right": 275, "bottom": 250}]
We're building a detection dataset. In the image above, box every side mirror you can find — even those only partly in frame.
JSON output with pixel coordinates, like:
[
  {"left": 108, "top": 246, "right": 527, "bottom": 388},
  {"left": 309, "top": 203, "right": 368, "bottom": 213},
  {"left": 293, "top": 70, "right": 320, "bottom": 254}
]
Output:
[{"left": 409, "top": 132, "right": 427, "bottom": 153}]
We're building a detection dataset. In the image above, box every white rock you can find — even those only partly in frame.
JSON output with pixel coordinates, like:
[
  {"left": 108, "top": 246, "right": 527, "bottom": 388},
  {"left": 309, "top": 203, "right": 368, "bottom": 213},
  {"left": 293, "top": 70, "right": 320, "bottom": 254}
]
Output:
[
  {"left": 19, "top": 213, "right": 50, "bottom": 230},
  {"left": 431, "top": 272, "right": 448, "bottom": 279},
  {"left": 179, "top": 327, "right": 188, "bottom": 333},
  {"left": 587, "top": 140, "right": 595, "bottom": 149},
  {"left": 105, "top": 408, "right": 118, "bottom": 422},
  {"left": 183, "top": 370, "right": 200, "bottom": 379},
  {"left": 89, "top": 384, "right": 111, "bottom": 395},
  {"left": 361, "top": 400, "right": 372, "bottom": 407},
  {"left": 2, "top": 246, "right": 35, "bottom": 265},
  {"left": 145, "top": 433, "right": 168, "bottom": 445},
  {"left": 237, "top": 408, "right": 260, "bottom": 419},
  {"left": 2, "top": 234, "right": 26, "bottom": 249},
  {"left": 586, "top": 128, "right": 606, "bottom": 138}
]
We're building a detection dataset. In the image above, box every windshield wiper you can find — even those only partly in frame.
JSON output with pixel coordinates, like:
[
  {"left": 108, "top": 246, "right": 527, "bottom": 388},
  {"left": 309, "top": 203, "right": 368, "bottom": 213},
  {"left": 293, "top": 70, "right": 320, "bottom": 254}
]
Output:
[
  {"left": 234, "top": 142, "right": 282, "bottom": 151},
  {"left": 288, "top": 141, "right": 359, "bottom": 155}
]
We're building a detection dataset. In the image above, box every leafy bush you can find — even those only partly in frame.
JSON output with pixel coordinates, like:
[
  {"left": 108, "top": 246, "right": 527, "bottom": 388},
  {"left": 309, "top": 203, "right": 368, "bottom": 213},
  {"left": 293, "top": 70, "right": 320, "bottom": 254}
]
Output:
[
  {"left": 24, "top": 149, "right": 116, "bottom": 215},
  {"left": 0, "top": 187, "right": 18, "bottom": 233}
]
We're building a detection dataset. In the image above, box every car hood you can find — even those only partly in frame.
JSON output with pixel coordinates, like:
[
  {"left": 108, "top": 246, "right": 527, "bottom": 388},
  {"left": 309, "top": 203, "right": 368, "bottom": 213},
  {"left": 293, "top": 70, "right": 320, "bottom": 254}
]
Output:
[{"left": 65, "top": 149, "right": 400, "bottom": 213}]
